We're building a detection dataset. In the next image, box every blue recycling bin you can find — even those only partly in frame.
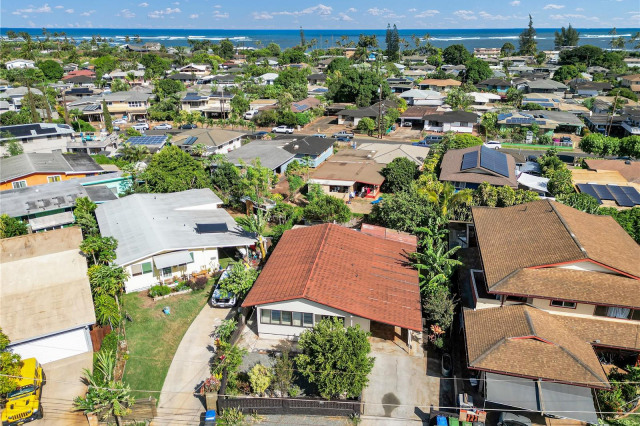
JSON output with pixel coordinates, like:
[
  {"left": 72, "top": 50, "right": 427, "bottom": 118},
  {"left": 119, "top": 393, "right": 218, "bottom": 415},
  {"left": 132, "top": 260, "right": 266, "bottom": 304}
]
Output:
[{"left": 204, "top": 410, "right": 216, "bottom": 425}]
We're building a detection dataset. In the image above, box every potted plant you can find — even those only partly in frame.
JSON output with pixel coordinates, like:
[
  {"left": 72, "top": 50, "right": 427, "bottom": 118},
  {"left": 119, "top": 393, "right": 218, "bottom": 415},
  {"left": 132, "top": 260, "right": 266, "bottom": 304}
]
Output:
[{"left": 200, "top": 375, "right": 221, "bottom": 411}]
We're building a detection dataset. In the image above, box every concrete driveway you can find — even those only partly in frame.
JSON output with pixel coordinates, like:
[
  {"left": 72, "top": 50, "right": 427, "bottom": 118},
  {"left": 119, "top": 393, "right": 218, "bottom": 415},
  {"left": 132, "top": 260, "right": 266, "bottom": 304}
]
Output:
[
  {"left": 152, "top": 305, "right": 231, "bottom": 425},
  {"left": 34, "top": 352, "right": 92, "bottom": 425},
  {"left": 362, "top": 339, "right": 438, "bottom": 424}
]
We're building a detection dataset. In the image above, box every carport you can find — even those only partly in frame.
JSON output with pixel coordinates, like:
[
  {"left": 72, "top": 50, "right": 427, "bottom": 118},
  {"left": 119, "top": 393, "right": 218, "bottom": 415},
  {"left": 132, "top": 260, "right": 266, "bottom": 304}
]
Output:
[{"left": 484, "top": 373, "right": 598, "bottom": 424}]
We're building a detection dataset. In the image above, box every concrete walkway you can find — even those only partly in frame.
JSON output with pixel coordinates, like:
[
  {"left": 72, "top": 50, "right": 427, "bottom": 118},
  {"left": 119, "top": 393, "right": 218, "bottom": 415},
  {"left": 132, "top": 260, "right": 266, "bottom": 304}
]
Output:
[{"left": 152, "top": 305, "right": 231, "bottom": 425}]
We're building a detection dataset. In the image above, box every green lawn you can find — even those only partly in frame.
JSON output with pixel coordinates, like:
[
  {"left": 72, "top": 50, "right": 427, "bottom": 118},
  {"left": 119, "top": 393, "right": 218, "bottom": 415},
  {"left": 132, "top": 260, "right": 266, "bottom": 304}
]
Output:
[{"left": 121, "top": 282, "right": 212, "bottom": 399}]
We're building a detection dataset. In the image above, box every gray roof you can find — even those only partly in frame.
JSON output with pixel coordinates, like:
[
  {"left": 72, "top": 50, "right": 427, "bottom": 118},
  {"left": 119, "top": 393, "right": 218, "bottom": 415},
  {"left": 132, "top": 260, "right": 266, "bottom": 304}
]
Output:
[
  {"left": 67, "top": 90, "right": 152, "bottom": 108},
  {"left": 95, "top": 189, "right": 256, "bottom": 266},
  {"left": 0, "top": 123, "right": 74, "bottom": 141},
  {"left": 173, "top": 129, "right": 246, "bottom": 148},
  {"left": 223, "top": 140, "right": 295, "bottom": 171},
  {"left": 525, "top": 79, "right": 568, "bottom": 90},
  {"left": 0, "top": 152, "right": 103, "bottom": 182}
]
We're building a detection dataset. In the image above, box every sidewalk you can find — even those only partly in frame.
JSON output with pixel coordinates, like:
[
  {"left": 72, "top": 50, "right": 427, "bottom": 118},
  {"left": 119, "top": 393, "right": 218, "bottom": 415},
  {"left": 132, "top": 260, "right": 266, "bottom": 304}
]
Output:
[{"left": 152, "top": 305, "right": 231, "bottom": 425}]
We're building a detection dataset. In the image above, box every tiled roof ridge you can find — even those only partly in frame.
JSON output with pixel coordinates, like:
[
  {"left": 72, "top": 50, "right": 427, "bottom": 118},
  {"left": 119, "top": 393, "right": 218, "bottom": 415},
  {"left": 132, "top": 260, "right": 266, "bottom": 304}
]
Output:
[
  {"left": 523, "top": 309, "right": 536, "bottom": 335},
  {"left": 302, "top": 223, "right": 332, "bottom": 299},
  {"left": 556, "top": 344, "right": 607, "bottom": 386},
  {"left": 548, "top": 200, "right": 587, "bottom": 257},
  {"left": 59, "top": 151, "right": 74, "bottom": 171},
  {"left": 469, "top": 337, "right": 507, "bottom": 366}
]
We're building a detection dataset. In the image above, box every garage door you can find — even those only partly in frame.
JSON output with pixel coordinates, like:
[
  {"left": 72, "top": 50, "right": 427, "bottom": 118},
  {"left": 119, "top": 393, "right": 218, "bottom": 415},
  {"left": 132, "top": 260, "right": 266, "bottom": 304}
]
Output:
[{"left": 10, "top": 328, "right": 91, "bottom": 364}]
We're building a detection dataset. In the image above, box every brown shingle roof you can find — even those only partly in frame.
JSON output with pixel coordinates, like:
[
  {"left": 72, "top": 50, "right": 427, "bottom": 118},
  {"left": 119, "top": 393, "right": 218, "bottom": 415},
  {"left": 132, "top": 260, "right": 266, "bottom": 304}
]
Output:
[
  {"left": 439, "top": 146, "right": 518, "bottom": 188},
  {"left": 464, "top": 305, "right": 608, "bottom": 388},
  {"left": 419, "top": 78, "right": 461, "bottom": 87},
  {"left": 584, "top": 159, "right": 640, "bottom": 183},
  {"left": 472, "top": 200, "right": 640, "bottom": 289},
  {"left": 491, "top": 268, "right": 640, "bottom": 309},
  {"left": 310, "top": 160, "right": 385, "bottom": 186},
  {"left": 242, "top": 224, "right": 422, "bottom": 331},
  {"left": 554, "top": 315, "right": 640, "bottom": 352}
]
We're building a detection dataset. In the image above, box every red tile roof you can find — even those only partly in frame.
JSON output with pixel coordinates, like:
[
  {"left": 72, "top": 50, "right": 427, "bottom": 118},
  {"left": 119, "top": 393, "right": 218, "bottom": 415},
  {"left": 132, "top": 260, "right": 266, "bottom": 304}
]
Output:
[
  {"left": 242, "top": 224, "right": 422, "bottom": 331},
  {"left": 62, "top": 69, "right": 96, "bottom": 80}
]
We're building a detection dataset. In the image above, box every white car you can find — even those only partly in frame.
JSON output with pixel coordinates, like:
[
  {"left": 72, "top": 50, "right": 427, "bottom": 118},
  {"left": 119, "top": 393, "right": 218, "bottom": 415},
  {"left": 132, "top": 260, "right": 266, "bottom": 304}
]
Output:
[
  {"left": 271, "top": 125, "right": 294, "bottom": 134},
  {"left": 113, "top": 118, "right": 127, "bottom": 125},
  {"left": 154, "top": 123, "right": 173, "bottom": 130},
  {"left": 132, "top": 122, "right": 149, "bottom": 131},
  {"left": 484, "top": 140, "right": 502, "bottom": 149},
  {"left": 244, "top": 109, "right": 259, "bottom": 120}
]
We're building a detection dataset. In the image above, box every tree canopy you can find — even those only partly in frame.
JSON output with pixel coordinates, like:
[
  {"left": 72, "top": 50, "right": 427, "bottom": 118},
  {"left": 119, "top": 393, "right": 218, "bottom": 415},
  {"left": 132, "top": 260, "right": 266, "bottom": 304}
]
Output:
[
  {"left": 442, "top": 44, "right": 471, "bottom": 66},
  {"left": 381, "top": 157, "right": 419, "bottom": 193},
  {"left": 304, "top": 194, "right": 352, "bottom": 223},
  {"left": 554, "top": 25, "right": 580, "bottom": 48},
  {"left": 0, "top": 214, "right": 28, "bottom": 239},
  {"left": 141, "top": 145, "right": 209, "bottom": 193},
  {"left": 519, "top": 15, "right": 537, "bottom": 56}
]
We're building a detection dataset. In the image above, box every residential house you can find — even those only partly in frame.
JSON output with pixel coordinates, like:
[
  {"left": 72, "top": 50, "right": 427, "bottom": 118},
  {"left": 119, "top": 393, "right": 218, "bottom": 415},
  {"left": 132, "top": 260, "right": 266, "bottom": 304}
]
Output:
[
  {"left": 423, "top": 110, "right": 478, "bottom": 133},
  {"left": 1, "top": 86, "right": 44, "bottom": 111},
  {"left": 0, "top": 227, "right": 96, "bottom": 364},
  {"left": 402, "top": 55, "right": 428, "bottom": 64},
  {"left": 281, "top": 135, "right": 334, "bottom": 167},
  {"left": 169, "top": 72, "right": 200, "bottom": 85},
  {"left": 476, "top": 78, "right": 511, "bottom": 93},
  {"left": 624, "top": 58, "right": 640, "bottom": 68},
  {"left": 106, "top": 69, "right": 146, "bottom": 86},
  {"left": 439, "top": 145, "right": 518, "bottom": 190},
  {"left": 418, "top": 78, "right": 461, "bottom": 92},
  {"left": 178, "top": 63, "right": 211, "bottom": 76},
  {"left": 468, "top": 92, "right": 502, "bottom": 111},
  {"left": 473, "top": 48, "right": 501, "bottom": 59},
  {"left": 0, "top": 152, "right": 104, "bottom": 191},
  {"left": 62, "top": 69, "right": 96, "bottom": 81},
  {"left": 584, "top": 159, "right": 640, "bottom": 184},
  {"left": 498, "top": 110, "right": 584, "bottom": 135},
  {"left": 543, "top": 50, "right": 561, "bottom": 64},
  {"left": 68, "top": 91, "right": 153, "bottom": 122},
  {"left": 307, "top": 73, "right": 328, "bottom": 85},
  {"left": 223, "top": 139, "right": 296, "bottom": 174},
  {"left": 582, "top": 113, "right": 626, "bottom": 137},
  {"left": 0, "top": 123, "right": 76, "bottom": 155},
  {"left": 173, "top": 128, "right": 246, "bottom": 155},
  {"left": 622, "top": 108, "right": 640, "bottom": 136},
  {"left": 460, "top": 199, "right": 640, "bottom": 421},
  {"left": 499, "top": 56, "right": 532, "bottom": 67},
  {"left": 400, "top": 106, "right": 439, "bottom": 127},
  {"left": 356, "top": 142, "right": 430, "bottom": 166},
  {"left": 575, "top": 182, "right": 640, "bottom": 208},
  {"left": 67, "top": 132, "right": 119, "bottom": 155},
  {"left": 398, "top": 89, "right": 445, "bottom": 106},
  {"left": 569, "top": 80, "right": 612, "bottom": 97},
  {"left": 63, "top": 63, "right": 79, "bottom": 72},
  {"left": 516, "top": 168, "right": 550, "bottom": 197},
  {"left": 124, "top": 135, "right": 168, "bottom": 153},
  {"left": 242, "top": 223, "right": 422, "bottom": 344},
  {"left": 620, "top": 74, "right": 640, "bottom": 95},
  {"left": 208, "top": 74, "right": 238, "bottom": 89},
  {"left": 5, "top": 59, "right": 35, "bottom": 69},
  {"left": 524, "top": 79, "right": 568, "bottom": 96},
  {"left": 0, "top": 172, "right": 128, "bottom": 232},
  {"left": 387, "top": 77, "right": 414, "bottom": 93},
  {"left": 95, "top": 189, "right": 256, "bottom": 293},
  {"left": 257, "top": 72, "right": 279, "bottom": 85},
  {"left": 291, "top": 97, "right": 321, "bottom": 114},
  {"left": 309, "top": 150, "right": 385, "bottom": 199},
  {"left": 64, "top": 87, "right": 98, "bottom": 99},
  {"left": 180, "top": 90, "right": 233, "bottom": 118},
  {"left": 316, "top": 57, "right": 335, "bottom": 70},
  {"left": 337, "top": 105, "right": 379, "bottom": 126}
]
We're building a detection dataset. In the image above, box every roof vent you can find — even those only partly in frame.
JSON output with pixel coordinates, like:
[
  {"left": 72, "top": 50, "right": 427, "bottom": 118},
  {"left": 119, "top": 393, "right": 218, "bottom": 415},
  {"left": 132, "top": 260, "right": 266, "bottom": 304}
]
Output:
[{"left": 294, "top": 145, "right": 299, "bottom": 150}]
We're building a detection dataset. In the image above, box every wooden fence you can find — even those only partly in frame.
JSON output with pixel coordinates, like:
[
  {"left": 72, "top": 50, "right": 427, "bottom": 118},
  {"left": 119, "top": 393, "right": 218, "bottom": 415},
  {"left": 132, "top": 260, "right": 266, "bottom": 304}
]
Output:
[
  {"left": 218, "top": 395, "right": 362, "bottom": 417},
  {"left": 89, "top": 324, "right": 112, "bottom": 352}
]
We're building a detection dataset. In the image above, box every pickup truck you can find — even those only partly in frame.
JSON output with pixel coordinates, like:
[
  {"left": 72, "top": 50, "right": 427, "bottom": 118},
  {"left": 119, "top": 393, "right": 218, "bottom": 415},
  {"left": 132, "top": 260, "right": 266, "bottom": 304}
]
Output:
[
  {"left": 271, "top": 125, "right": 294, "bottom": 134},
  {"left": 332, "top": 130, "right": 354, "bottom": 139}
]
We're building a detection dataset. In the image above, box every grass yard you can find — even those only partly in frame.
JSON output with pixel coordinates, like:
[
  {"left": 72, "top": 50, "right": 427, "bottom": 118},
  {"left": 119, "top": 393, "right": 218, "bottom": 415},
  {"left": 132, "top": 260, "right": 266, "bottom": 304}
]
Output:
[{"left": 121, "top": 282, "right": 213, "bottom": 399}]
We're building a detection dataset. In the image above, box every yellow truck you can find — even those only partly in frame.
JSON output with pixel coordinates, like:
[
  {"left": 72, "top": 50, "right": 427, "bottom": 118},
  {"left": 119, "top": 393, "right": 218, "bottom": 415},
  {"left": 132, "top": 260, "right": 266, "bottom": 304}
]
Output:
[{"left": 1, "top": 358, "right": 44, "bottom": 426}]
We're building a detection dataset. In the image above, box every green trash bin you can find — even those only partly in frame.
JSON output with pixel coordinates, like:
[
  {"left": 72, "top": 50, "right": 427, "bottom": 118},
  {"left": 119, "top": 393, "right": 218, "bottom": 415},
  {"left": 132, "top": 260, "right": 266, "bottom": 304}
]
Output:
[{"left": 449, "top": 418, "right": 460, "bottom": 426}]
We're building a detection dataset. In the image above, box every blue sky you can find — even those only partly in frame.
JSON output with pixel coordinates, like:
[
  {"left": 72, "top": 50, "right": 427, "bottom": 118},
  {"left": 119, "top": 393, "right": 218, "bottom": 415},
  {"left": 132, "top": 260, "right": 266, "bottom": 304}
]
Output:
[{"left": 3, "top": 0, "right": 639, "bottom": 29}]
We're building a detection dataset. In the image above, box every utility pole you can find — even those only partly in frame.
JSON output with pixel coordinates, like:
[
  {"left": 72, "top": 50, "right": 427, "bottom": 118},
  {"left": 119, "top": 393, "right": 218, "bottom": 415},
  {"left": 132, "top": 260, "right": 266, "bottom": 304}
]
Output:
[
  {"left": 606, "top": 92, "right": 619, "bottom": 137},
  {"left": 378, "top": 83, "right": 383, "bottom": 139}
]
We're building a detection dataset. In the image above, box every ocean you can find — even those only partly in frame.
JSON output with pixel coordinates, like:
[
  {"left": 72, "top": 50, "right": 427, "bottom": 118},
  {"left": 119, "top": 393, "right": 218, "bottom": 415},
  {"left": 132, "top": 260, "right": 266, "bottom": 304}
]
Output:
[{"left": 2, "top": 27, "right": 639, "bottom": 52}]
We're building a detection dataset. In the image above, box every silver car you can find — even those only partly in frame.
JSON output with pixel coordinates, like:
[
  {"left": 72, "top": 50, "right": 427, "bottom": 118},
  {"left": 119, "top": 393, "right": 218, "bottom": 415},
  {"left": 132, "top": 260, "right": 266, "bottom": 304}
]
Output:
[
  {"left": 210, "top": 268, "right": 236, "bottom": 308},
  {"left": 154, "top": 123, "right": 173, "bottom": 130}
]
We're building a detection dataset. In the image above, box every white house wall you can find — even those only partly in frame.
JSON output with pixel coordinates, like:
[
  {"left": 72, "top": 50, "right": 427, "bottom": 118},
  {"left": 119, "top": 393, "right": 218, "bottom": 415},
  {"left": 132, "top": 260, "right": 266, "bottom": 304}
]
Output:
[
  {"left": 0, "top": 136, "right": 71, "bottom": 156},
  {"left": 124, "top": 248, "right": 220, "bottom": 293},
  {"left": 256, "top": 298, "right": 371, "bottom": 339},
  {"left": 10, "top": 327, "right": 91, "bottom": 364}
]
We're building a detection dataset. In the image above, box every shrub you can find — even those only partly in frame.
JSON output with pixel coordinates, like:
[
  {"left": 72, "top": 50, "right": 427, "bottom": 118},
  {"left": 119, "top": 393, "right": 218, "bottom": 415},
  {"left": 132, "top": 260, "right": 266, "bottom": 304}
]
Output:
[
  {"left": 100, "top": 332, "right": 119, "bottom": 355},
  {"left": 272, "top": 349, "right": 294, "bottom": 396},
  {"left": 175, "top": 281, "right": 191, "bottom": 292},
  {"left": 149, "top": 285, "right": 171, "bottom": 298},
  {"left": 248, "top": 363, "right": 273, "bottom": 395},
  {"left": 288, "top": 385, "right": 301, "bottom": 397},
  {"left": 191, "top": 276, "right": 207, "bottom": 291},
  {"left": 217, "top": 318, "right": 238, "bottom": 343},
  {"left": 218, "top": 408, "right": 245, "bottom": 425},
  {"left": 200, "top": 375, "right": 221, "bottom": 394}
]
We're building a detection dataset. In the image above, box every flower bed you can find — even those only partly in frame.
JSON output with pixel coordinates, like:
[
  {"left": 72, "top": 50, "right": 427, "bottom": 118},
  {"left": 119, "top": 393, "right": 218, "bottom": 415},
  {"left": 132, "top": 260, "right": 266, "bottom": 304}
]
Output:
[{"left": 149, "top": 280, "right": 199, "bottom": 301}]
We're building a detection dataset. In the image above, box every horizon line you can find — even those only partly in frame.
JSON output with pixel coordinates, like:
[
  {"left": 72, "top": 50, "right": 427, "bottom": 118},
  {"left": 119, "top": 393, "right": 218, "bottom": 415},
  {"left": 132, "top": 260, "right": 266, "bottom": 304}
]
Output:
[{"left": 3, "top": 27, "right": 640, "bottom": 31}]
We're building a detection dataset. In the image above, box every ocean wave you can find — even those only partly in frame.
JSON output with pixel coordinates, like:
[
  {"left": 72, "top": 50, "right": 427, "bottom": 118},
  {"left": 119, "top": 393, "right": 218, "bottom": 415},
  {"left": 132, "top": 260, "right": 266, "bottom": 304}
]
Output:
[{"left": 584, "top": 33, "right": 631, "bottom": 38}]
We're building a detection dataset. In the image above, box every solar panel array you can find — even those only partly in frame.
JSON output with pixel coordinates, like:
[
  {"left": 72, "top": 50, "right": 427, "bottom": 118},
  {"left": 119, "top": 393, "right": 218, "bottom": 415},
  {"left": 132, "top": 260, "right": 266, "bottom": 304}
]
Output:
[
  {"left": 576, "top": 183, "right": 640, "bottom": 207},
  {"left": 292, "top": 103, "right": 309, "bottom": 112},
  {"left": 127, "top": 135, "right": 167, "bottom": 146},
  {"left": 480, "top": 146, "right": 510, "bottom": 177},
  {"left": 183, "top": 136, "right": 198, "bottom": 146},
  {"left": 83, "top": 104, "right": 100, "bottom": 111},
  {"left": 497, "top": 113, "right": 512, "bottom": 121},
  {"left": 461, "top": 150, "right": 478, "bottom": 170}
]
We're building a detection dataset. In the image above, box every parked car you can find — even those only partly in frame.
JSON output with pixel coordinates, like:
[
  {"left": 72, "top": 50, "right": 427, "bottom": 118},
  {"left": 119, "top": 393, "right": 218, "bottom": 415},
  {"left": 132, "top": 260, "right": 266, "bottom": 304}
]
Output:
[
  {"left": 336, "top": 136, "right": 351, "bottom": 142},
  {"left": 271, "top": 125, "right": 294, "bottom": 134},
  {"left": 498, "top": 412, "right": 532, "bottom": 426},
  {"left": 484, "top": 140, "right": 502, "bottom": 149},
  {"left": 210, "top": 267, "right": 236, "bottom": 308},
  {"left": 332, "top": 130, "right": 354, "bottom": 138},
  {"left": 311, "top": 133, "right": 327, "bottom": 138},
  {"left": 180, "top": 123, "right": 197, "bottom": 129},
  {"left": 112, "top": 126, "right": 120, "bottom": 132},
  {"left": 413, "top": 135, "right": 442, "bottom": 146},
  {"left": 113, "top": 118, "right": 127, "bottom": 125},
  {"left": 154, "top": 123, "right": 173, "bottom": 130},
  {"left": 253, "top": 131, "right": 268, "bottom": 138},
  {"left": 244, "top": 109, "right": 259, "bottom": 120},
  {"left": 132, "top": 122, "right": 149, "bottom": 131},
  {"left": 402, "top": 121, "right": 413, "bottom": 127},
  {"left": 560, "top": 136, "right": 572, "bottom": 143},
  {"left": 526, "top": 154, "right": 539, "bottom": 162}
]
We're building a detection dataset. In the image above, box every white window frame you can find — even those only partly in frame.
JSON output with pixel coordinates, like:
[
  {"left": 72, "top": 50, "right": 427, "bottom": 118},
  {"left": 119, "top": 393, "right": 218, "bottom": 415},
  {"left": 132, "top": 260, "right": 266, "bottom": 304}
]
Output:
[{"left": 12, "top": 180, "right": 27, "bottom": 189}]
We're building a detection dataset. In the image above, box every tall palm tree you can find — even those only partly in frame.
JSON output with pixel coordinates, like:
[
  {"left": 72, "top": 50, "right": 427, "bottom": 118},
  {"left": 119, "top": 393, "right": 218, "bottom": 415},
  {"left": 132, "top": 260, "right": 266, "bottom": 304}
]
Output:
[
  {"left": 236, "top": 210, "right": 269, "bottom": 258},
  {"left": 425, "top": 182, "right": 472, "bottom": 219}
]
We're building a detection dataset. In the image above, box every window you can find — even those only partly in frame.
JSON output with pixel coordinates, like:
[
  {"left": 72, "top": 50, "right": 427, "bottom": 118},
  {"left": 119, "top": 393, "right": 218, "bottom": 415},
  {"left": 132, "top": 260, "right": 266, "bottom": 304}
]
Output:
[
  {"left": 141, "top": 262, "right": 153, "bottom": 274},
  {"left": 550, "top": 300, "right": 576, "bottom": 309},
  {"left": 595, "top": 306, "right": 634, "bottom": 320},
  {"left": 303, "top": 313, "right": 313, "bottom": 327},
  {"left": 261, "top": 309, "right": 271, "bottom": 324},
  {"left": 131, "top": 264, "right": 143, "bottom": 276},
  {"left": 128, "top": 101, "right": 143, "bottom": 108},
  {"left": 271, "top": 310, "right": 281, "bottom": 324},
  {"left": 261, "top": 309, "right": 314, "bottom": 327},
  {"left": 292, "top": 312, "right": 302, "bottom": 327},
  {"left": 47, "top": 176, "right": 61, "bottom": 183},
  {"left": 162, "top": 267, "right": 172, "bottom": 278},
  {"left": 12, "top": 180, "right": 27, "bottom": 189}
]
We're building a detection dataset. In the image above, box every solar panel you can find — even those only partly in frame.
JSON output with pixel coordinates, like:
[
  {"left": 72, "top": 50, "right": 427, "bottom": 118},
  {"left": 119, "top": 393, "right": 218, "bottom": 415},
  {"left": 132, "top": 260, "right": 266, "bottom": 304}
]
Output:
[
  {"left": 127, "top": 136, "right": 167, "bottom": 145},
  {"left": 183, "top": 136, "right": 198, "bottom": 146},
  {"left": 461, "top": 150, "right": 478, "bottom": 170},
  {"left": 592, "top": 184, "right": 614, "bottom": 200},
  {"left": 497, "top": 113, "right": 512, "bottom": 120},
  {"left": 576, "top": 184, "right": 602, "bottom": 203},
  {"left": 480, "top": 146, "right": 510, "bottom": 177},
  {"left": 608, "top": 185, "right": 636, "bottom": 207},
  {"left": 196, "top": 223, "right": 229, "bottom": 233},
  {"left": 621, "top": 186, "right": 640, "bottom": 205},
  {"left": 83, "top": 104, "right": 100, "bottom": 111}
]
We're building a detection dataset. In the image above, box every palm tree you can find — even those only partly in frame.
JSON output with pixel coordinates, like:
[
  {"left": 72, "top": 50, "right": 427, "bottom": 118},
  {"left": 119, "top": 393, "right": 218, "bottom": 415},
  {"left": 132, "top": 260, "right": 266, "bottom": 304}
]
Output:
[
  {"left": 425, "top": 182, "right": 472, "bottom": 219},
  {"left": 174, "top": 46, "right": 188, "bottom": 66},
  {"left": 236, "top": 210, "right": 269, "bottom": 258},
  {"left": 117, "top": 142, "right": 150, "bottom": 163}
]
